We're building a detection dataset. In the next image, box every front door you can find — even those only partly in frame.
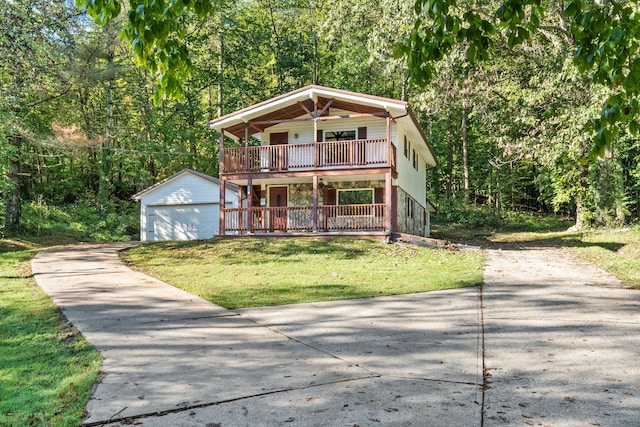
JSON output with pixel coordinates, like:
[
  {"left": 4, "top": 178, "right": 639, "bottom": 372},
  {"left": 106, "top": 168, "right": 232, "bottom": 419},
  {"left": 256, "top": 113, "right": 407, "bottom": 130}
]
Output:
[
  {"left": 269, "top": 186, "right": 288, "bottom": 232},
  {"left": 269, "top": 132, "right": 288, "bottom": 170}
]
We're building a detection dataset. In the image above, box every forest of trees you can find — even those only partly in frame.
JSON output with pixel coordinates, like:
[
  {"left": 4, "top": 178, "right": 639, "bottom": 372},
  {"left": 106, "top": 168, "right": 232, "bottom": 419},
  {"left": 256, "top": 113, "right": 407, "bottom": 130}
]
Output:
[{"left": 1, "top": 0, "right": 639, "bottom": 238}]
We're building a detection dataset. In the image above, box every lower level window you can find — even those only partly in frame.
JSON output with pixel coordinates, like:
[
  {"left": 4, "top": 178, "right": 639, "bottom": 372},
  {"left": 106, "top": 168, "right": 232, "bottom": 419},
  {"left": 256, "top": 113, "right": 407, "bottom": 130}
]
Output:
[{"left": 338, "top": 188, "right": 373, "bottom": 205}]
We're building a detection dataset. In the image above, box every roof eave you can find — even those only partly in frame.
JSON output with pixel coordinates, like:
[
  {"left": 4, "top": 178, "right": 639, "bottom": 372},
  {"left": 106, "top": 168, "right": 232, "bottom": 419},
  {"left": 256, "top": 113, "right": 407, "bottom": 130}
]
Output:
[{"left": 208, "top": 85, "right": 410, "bottom": 134}]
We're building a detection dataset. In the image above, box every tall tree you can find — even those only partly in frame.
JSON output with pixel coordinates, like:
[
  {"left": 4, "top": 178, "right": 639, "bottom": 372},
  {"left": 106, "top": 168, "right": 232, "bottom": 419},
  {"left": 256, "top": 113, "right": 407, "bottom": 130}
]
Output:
[
  {"left": 0, "top": 0, "right": 83, "bottom": 231},
  {"left": 398, "top": 0, "right": 640, "bottom": 159}
]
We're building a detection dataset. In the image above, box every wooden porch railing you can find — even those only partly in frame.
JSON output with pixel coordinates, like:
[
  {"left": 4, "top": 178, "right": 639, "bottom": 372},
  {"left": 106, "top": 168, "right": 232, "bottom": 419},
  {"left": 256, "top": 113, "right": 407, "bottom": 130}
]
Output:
[
  {"left": 223, "top": 204, "right": 386, "bottom": 233},
  {"left": 222, "top": 139, "right": 390, "bottom": 174}
]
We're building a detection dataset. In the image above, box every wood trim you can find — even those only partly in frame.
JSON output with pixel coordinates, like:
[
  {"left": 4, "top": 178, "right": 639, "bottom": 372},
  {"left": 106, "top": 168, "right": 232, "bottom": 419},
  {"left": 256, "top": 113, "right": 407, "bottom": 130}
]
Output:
[
  {"left": 298, "top": 101, "right": 313, "bottom": 117},
  {"left": 222, "top": 166, "right": 392, "bottom": 181},
  {"left": 249, "top": 111, "right": 386, "bottom": 126},
  {"left": 324, "top": 188, "right": 337, "bottom": 205},
  {"left": 357, "top": 126, "right": 367, "bottom": 140},
  {"left": 374, "top": 187, "right": 384, "bottom": 204},
  {"left": 317, "top": 99, "right": 333, "bottom": 116}
]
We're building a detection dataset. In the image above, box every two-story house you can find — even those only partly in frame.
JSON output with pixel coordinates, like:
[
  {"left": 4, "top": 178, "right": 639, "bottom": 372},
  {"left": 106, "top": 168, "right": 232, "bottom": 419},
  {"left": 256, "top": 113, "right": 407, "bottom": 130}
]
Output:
[{"left": 208, "top": 85, "right": 437, "bottom": 238}]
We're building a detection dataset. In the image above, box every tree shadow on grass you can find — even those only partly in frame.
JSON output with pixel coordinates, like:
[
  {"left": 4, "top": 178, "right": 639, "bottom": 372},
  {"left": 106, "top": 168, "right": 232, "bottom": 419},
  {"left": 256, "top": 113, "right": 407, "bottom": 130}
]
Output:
[
  {"left": 146, "top": 237, "right": 372, "bottom": 265},
  {"left": 433, "top": 226, "right": 626, "bottom": 253}
]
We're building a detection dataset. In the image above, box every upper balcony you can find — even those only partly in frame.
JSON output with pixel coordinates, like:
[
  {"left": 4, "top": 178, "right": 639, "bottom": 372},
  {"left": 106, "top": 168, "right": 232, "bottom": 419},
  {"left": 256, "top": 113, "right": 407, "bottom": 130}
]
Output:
[{"left": 221, "top": 138, "right": 396, "bottom": 176}]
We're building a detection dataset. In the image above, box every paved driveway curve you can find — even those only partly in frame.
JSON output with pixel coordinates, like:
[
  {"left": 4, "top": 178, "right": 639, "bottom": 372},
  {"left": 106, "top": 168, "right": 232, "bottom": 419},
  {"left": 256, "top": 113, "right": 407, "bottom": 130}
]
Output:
[{"left": 31, "top": 243, "right": 640, "bottom": 426}]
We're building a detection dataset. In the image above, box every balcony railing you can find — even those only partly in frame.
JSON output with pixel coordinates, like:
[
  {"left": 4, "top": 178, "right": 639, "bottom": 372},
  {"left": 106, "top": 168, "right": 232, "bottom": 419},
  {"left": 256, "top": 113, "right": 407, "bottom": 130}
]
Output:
[
  {"left": 222, "top": 139, "right": 393, "bottom": 174},
  {"left": 223, "top": 204, "right": 386, "bottom": 233}
]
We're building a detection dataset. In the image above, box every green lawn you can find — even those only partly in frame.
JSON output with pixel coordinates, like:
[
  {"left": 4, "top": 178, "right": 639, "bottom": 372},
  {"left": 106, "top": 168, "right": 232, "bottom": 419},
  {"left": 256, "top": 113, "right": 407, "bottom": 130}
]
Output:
[
  {"left": 0, "top": 240, "right": 102, "bottom": 427},
  {"left": 121, "top": 237, "right": 485, "bottom": 309},
  {"left": 564, "top": 229, "right": 640, "bottom": 287}
]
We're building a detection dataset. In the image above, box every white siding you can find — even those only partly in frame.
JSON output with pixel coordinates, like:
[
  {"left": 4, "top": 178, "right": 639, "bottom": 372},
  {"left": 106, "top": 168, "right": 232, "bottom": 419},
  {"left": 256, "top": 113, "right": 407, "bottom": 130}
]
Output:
[
  {"left": 140, "top": 174, "right": 225, "bottom": 206},
  {"left": 250, "top": 110, "right": 430, "bottom": 234},
  {"left": 137, "top": 172, "right": 237, "bottom": 241},
  {"left": 395, "top": 128, "right": 427, "bottom": 205},
  {"left": 262, "top": 109, "right": 389, "bottom": 144}
]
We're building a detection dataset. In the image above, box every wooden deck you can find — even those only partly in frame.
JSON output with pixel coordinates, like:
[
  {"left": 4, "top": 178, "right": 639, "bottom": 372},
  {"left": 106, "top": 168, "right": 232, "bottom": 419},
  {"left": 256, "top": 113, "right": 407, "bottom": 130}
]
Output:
[
  {"left": 223, "top": 204, "right": 387, "bottom": 234},
  {"left": 222, "top": 139, "right": 395, "bottom": 175}
]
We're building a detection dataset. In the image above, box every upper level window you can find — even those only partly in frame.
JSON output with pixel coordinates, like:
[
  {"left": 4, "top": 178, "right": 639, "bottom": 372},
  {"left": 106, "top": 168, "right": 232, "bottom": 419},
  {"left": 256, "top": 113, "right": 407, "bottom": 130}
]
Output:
[
  {"left": 404, "top": 136, "right": 409, "bottom": 158},
  {"left": 325, "top": 130, "right": 356, "bottom": 141}
]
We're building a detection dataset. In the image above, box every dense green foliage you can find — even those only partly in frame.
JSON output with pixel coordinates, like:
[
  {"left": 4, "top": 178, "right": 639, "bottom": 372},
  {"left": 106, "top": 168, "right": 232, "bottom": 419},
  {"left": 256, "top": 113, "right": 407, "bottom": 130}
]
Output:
[
  {"left": 121, "top": 237, "right": 484, "bottom": 308},
  {"left": 0, "top": 242, "right": 102, "bottom": 426},
  {"left": 1, "top": 0, "right": 638, "bottom": 238},
  {"left": 401, "top": 0, "right": 640, "bottom": 160}
]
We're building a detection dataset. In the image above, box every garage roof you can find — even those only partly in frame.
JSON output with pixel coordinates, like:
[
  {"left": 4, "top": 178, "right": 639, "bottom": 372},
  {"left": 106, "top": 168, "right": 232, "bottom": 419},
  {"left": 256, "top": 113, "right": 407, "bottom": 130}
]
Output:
[{"left": 132, "top": 169, "right": 238, "bottom": 201}]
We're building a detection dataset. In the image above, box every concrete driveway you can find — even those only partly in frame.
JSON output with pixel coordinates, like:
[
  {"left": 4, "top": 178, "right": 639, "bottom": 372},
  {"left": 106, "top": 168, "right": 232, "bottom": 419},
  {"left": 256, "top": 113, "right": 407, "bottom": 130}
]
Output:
[{"left": 32, "top": 243, "right": 640, "bottom": 426}]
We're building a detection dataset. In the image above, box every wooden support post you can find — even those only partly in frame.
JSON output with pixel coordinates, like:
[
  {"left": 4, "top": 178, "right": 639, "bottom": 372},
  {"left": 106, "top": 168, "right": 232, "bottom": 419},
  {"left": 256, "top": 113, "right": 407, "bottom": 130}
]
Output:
[
  {"left": 220, "top": 178, "right": 226, "bottom": 236},
  {"left": 244, "top": 123, "right": 249, "bottom": 172},
  {"left": 312, "top": 175, "right": 318, "bottom": 232},
  {"left": 313, "top": 101, "right": 318, "bottom": 168},
  {"left": 385, "top": 171, "right": 392, "bottom": 233},
  {"left": 219, "top": 130, "right": 225, "bottom": 174},
  {"left": 237, "top": 186, "right": 243, "bottom": 235},
  {"left": 247, "top": 177, "right": 253, "bottom": 234},
  {"left": 219, "top": 130, "right": 225, "bottom": 235},
  {"left": 386, "top": 111, "right": 391, "bottom": 166}
]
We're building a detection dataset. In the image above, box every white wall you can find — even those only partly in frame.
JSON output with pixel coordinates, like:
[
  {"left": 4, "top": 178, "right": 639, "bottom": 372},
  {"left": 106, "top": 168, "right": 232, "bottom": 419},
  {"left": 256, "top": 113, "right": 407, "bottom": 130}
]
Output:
[
  {"left": 262, "top": 109, "right": 389, "bottom": 144},
  {"left": 138, "top": 172, "right": 237, "bottom": 241},
  {"left": 256, "top": 110, "right": 429, "bottom": 217},
  {"left": 395, "top": 127, "right": 427, "bottom": 208}
]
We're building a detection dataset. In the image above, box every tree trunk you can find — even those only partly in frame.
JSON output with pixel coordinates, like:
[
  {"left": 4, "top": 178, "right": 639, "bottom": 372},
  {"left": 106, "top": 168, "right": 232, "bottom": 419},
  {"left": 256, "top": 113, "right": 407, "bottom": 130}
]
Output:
[
  {"left": 98, "top": 50, "right": 114, "bottom": 214},
  {"left": 217, "top": 25, "right": 224, "bottom": 118},
  {"left": 495, "top": 165, "right": 501, "bottom": 218},
  {"left": 5, "top": 135, "right": 23, "bottom": 232},
  {"left": 573, "top": 164, "right": 589, "bottom": 231},
  {"left": 461, "top": 107, "right": 470, "bottom": 200},
  {"left": 445, "top": 133, "right": 453, "bottom": 198}
]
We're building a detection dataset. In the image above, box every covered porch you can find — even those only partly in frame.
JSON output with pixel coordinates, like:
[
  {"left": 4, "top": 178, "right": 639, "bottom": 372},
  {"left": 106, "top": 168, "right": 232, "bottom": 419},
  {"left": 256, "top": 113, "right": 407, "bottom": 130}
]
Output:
[
  {"left": 224, "top": 203, "right": 387, "bottom": 234},
  {"left": 222, "top": 138, "right": 395, "bottom": 174},
  {"left": 219, "top": 173, "right": 396, "bottom": 236}
]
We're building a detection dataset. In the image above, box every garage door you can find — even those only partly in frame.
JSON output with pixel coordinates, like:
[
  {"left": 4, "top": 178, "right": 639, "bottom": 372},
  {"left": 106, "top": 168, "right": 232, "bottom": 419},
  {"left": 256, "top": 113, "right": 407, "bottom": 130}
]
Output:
[{"left": 147, "top": 204, "right": 219, "bottom": 241}]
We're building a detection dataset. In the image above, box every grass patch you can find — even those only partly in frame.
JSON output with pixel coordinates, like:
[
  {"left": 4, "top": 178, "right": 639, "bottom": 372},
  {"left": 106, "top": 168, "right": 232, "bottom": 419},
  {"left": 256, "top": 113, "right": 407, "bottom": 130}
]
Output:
[
  {"left": 121, "top": 237, "right": 484, "bottom": 309},
  {"left": 563, "top": 228, "right": 640, "bottom": 288},
  {"left": 0, "top": 240, "right": 102, "bottom": 427}
]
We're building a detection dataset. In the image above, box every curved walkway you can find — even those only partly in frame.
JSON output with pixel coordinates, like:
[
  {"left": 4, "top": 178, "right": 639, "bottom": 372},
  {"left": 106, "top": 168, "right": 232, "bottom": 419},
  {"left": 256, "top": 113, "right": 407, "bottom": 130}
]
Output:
[{"left": 32, "top": 243, "right": 640, "bottom": 426}]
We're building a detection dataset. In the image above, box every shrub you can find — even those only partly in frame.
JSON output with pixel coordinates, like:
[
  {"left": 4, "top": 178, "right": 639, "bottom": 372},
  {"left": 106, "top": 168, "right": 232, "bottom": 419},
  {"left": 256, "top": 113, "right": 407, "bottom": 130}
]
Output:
[{"left": 19, "top": 198, "right": 138, "bottom": 242}]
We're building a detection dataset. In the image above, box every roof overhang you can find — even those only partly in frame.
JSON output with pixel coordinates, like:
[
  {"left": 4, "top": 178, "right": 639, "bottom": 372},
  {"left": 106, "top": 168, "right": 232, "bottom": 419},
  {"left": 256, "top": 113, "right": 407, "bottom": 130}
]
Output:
[{"left": 208, "top": 85, "right": 437, "bottom": 167}]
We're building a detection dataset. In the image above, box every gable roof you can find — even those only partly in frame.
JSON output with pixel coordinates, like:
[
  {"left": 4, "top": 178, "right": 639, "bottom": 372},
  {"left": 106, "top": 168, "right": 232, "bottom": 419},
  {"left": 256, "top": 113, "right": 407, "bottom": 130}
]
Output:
[
  {"left": 208, "top": 85, "right": 437, "bottom": 167},
  {"left": 132, "top": 169, "right": 238, "bottom": 201}
]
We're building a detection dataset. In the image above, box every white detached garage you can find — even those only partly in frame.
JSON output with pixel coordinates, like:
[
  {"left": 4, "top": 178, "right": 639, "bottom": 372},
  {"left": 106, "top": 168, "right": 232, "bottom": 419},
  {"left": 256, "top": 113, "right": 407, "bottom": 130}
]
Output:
[{"left": 133, "top": 169, "right": 238, "bottom": 241}]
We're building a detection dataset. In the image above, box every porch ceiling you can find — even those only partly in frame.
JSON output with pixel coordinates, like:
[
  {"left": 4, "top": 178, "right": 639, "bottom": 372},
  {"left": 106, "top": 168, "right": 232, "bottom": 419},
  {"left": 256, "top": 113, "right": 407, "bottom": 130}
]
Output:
[
  {"left": 226, "top": 173, "right": 388, "bottom": 187},
  {"left": 219, "top": 96, "right": 386, "bottom": 139}
]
